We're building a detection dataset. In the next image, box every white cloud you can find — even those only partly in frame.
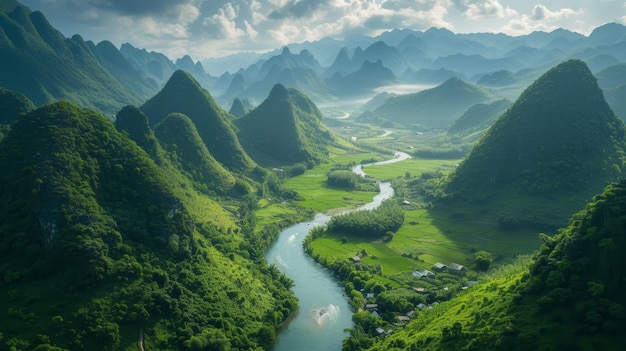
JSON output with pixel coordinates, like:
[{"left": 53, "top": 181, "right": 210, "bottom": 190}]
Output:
[
  {"left": 243, "top": 20, "right": 259, "bottom": 39},
  {"left": 531, "top": 4, "right": 578, "bottom": 21},
  {"left": 19, "top": 0, "right": 625, "bottom": 60},
  {"left": 466, "top": 0, "right": 517, "bottom": 19},
  {"left": 203, "top": 3, "right": 245, "bottom": 40},
  {"left": 501, "top": 4, "right": 583, "bottom": 35}
]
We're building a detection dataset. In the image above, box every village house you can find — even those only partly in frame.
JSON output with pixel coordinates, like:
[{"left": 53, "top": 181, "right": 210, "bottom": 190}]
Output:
[
  {"left": 433, "top": 262, "right": 447, "bottom": 271},
  {"left": 412, "top": 270, "right": 436, "bottom": 279},
  {"left": 365, "top": 303, "right": 378, "bottom": 311},
  {"left": 449, "top": 263, "right": 466, "bottom": 271},
  {"left": 397, "top": 316, "right": 410, "bottom": 322}
]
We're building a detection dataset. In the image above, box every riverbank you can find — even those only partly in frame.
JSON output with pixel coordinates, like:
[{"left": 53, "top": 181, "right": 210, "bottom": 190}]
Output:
[{"left": 262, "top": 149, "right": 406, "bottom": 351}]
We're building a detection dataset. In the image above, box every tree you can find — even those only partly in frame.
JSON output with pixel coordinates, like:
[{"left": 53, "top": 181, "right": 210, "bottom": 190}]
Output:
[{"left": 474, "top": 250, "right": 492, "bottom": 271}]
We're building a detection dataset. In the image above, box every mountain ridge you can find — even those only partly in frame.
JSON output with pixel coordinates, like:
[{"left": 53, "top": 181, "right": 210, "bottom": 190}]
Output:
[{"left": 140, "top": 70, "right": 256, "bottom": 173}]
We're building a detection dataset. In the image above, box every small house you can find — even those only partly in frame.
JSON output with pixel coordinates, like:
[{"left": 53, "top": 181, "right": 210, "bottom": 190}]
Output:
[
  {"left": 397, "top": 316, "right": 410, "bottom": 322},
  {"left": 366, "top": 293, "right": 375, "bottom": 299},
  {"left": 413, "top": 270, "right": 435, "bottom": 279},
  {"left": 449, "top": 263, "right": 466, "bottom": 271},
  {"left": 350, "top": 256, "right": 361, "bottom": 263},
  {"left": 365, "top": 304, "right": 378, "bottom": 310},
  {"left": 421, "top": 270, "right": 435, "bottom": 278},
  {"left": 406, "top": 311, "right": 416, "bottom": 319},
  {"left": 416, "top": 303, "right": 426, "bottom": 310},
  {"left": 376, "top": 327, "right": 385, "bottom": 335},
  {"left": 433, "top": 262, "right": 447, "bottom": 271}
]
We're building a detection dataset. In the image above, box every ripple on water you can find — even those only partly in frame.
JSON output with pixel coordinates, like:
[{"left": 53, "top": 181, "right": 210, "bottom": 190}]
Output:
[
  {"left": 312, "top": 304, "right": 340, "bottom": 326},
  {"left": 287, "top": 233, "right": 297, "bottom": 243}
]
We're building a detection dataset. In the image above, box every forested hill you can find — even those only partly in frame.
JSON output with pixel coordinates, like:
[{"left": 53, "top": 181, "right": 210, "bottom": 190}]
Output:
[
  {"left": 0, "top": 101, "right": 296, "bottom": 350},
  {"left": 443, "top": 59, "right": 626, "bottom": 226},
  {"left": 0, "top": 2, "right": 155, "bottom": 115},
  {"left": 365, "top": 179, "right": 626, "bottom": 350},
  {"left": 0, "top": 87, "right": 34, "bottom": 124},
  {"left": 141, "top": 70, "right": 256, "bottom": 173},
  {"left": 114, "top": 105, "right": 168, "bottom": 166},
  {"left": 154, "top": 112, "right": 237, "bottom": 195},
  {"left": 235, "top": 84, "right": 337, "bottom": 167},
  {"left": 362, "top": 77, "right": 492, "bottom": 129},
  {"left": 447, "top": 99, "right": 512, "bottom": 135}
]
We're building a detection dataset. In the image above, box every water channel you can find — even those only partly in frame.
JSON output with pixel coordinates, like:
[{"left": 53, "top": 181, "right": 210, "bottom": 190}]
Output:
[{"left": 265, "top": 151, "right": 410, "bottom": 351}]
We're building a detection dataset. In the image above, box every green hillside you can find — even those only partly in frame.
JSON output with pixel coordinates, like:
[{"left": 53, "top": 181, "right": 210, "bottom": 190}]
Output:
[
  {"left": 229, "top": 97, "right": 251, "bottom": 117},
  {"left": 115, "top": 105, "right": 167, "bottom": 165},
  {"left": 443, "top": 60, "right": 626, "bottom": 227},
  {"left": 0, "top": 2, "right": 153, "bottom": 115},
  {"left": 141, "top": 70, "right": 256, "bottom": 173},
  {"left": 0, "top": 87, "right": 34, "bottom": 124},
  {"left": 235, "top": 84, "right": 337, "bottom": 167},
  {"left": 154, "top": 112, "right": 237, "bottom": 195},
  {"left": 361, "top": 77, "right": 492, "bottom": 129},
  {"left": 0, "top": 101, "right": 296, "bottom": 350},
  {"left": 605, "top": 84, "right": 626, "bottom": 121},
  {"left": 447, "top": 99, "right": 511, "bottom": 135},
  {"left": 365, "top": 179, "right": 626, "bottom": 351}
]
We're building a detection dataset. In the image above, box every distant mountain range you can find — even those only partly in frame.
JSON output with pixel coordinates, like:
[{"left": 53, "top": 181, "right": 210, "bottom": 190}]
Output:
[
  {"left": 2, "top": 0, "right": 626, "bottom": 117},
  {"left": 358, "top": 77, "right": 492, "bottom": 129}
]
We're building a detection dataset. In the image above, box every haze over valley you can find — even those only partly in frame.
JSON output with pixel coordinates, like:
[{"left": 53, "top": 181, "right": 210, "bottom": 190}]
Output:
[{"left": 2, "top": 1, "right": 626, "bottom": 350}]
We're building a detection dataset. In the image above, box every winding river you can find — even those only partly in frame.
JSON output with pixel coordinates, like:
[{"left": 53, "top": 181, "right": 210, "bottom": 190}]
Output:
[{"left": 265, "top": 151, "right": 410, "bottom": 351}]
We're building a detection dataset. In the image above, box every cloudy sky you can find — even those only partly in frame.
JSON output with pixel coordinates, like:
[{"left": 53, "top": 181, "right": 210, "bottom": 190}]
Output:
[{"left": 19, "top": 0, "right": 626, "bottom": 60}]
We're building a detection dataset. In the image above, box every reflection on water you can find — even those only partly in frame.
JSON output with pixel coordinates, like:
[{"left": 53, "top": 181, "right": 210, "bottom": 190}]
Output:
[
  {"left": 287, "top": 233, "right": 297, "bottom": 243},
  {"left": 274, "top": 254, "right": 289, "bottom": 270},
  {"left": 312, "top": 304, "right": 340, "bottom": 326}
]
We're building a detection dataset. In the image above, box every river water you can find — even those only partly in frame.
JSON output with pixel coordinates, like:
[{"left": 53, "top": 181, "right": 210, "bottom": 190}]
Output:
[{"left": 265, "top": 171, "right": 399, "bottom": 350}]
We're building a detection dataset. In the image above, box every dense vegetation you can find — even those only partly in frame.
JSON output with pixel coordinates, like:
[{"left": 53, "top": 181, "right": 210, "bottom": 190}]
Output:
[
  {"left": 447, "top": 99, "right": 511, "bottom": 135},
  {"left": 314, "top": 198, "right": 404, "bottom": 241},
  {"left": 154, "top": 112, "right": 237, "bottom": 195},
  {"left": 441, "top": 60, "right": 626, "bottom": 228},
  {"left": 114, "top": 105, "right": 167, "bottom": 165},
  {"left": 141, "top": 70, "right": 255, "bottom": 173},
  {"left": 326, "top": 170, "right": 362, "bottom": 190},
  {"left": 235, "top": 84, "right": 337, "bottom": 167},
  {"left": 0, "top": 101, "right": 296, "bottom": 350},
  {"left": 0, "top": 87, "right": 34, "bottom": 124}
]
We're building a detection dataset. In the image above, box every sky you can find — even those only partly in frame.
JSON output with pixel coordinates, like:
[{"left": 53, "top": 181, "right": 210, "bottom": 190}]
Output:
[{"left": 18, "top": 0, "right": 626, "bottom": 60}]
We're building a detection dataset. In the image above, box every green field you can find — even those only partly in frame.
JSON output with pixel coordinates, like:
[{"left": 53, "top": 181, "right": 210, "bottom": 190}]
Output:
[
  {"left": 361, "top": 157, "right": 461, "bottom": 180},
  {"left": 308, "top": 207, "right": 540, "bottom": 278},
  {"left": 283, "top": 150, "right": 384, "bottom": 212},
  {"left": 291, "top": 153, "right": 544, "bottom": 284}
]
